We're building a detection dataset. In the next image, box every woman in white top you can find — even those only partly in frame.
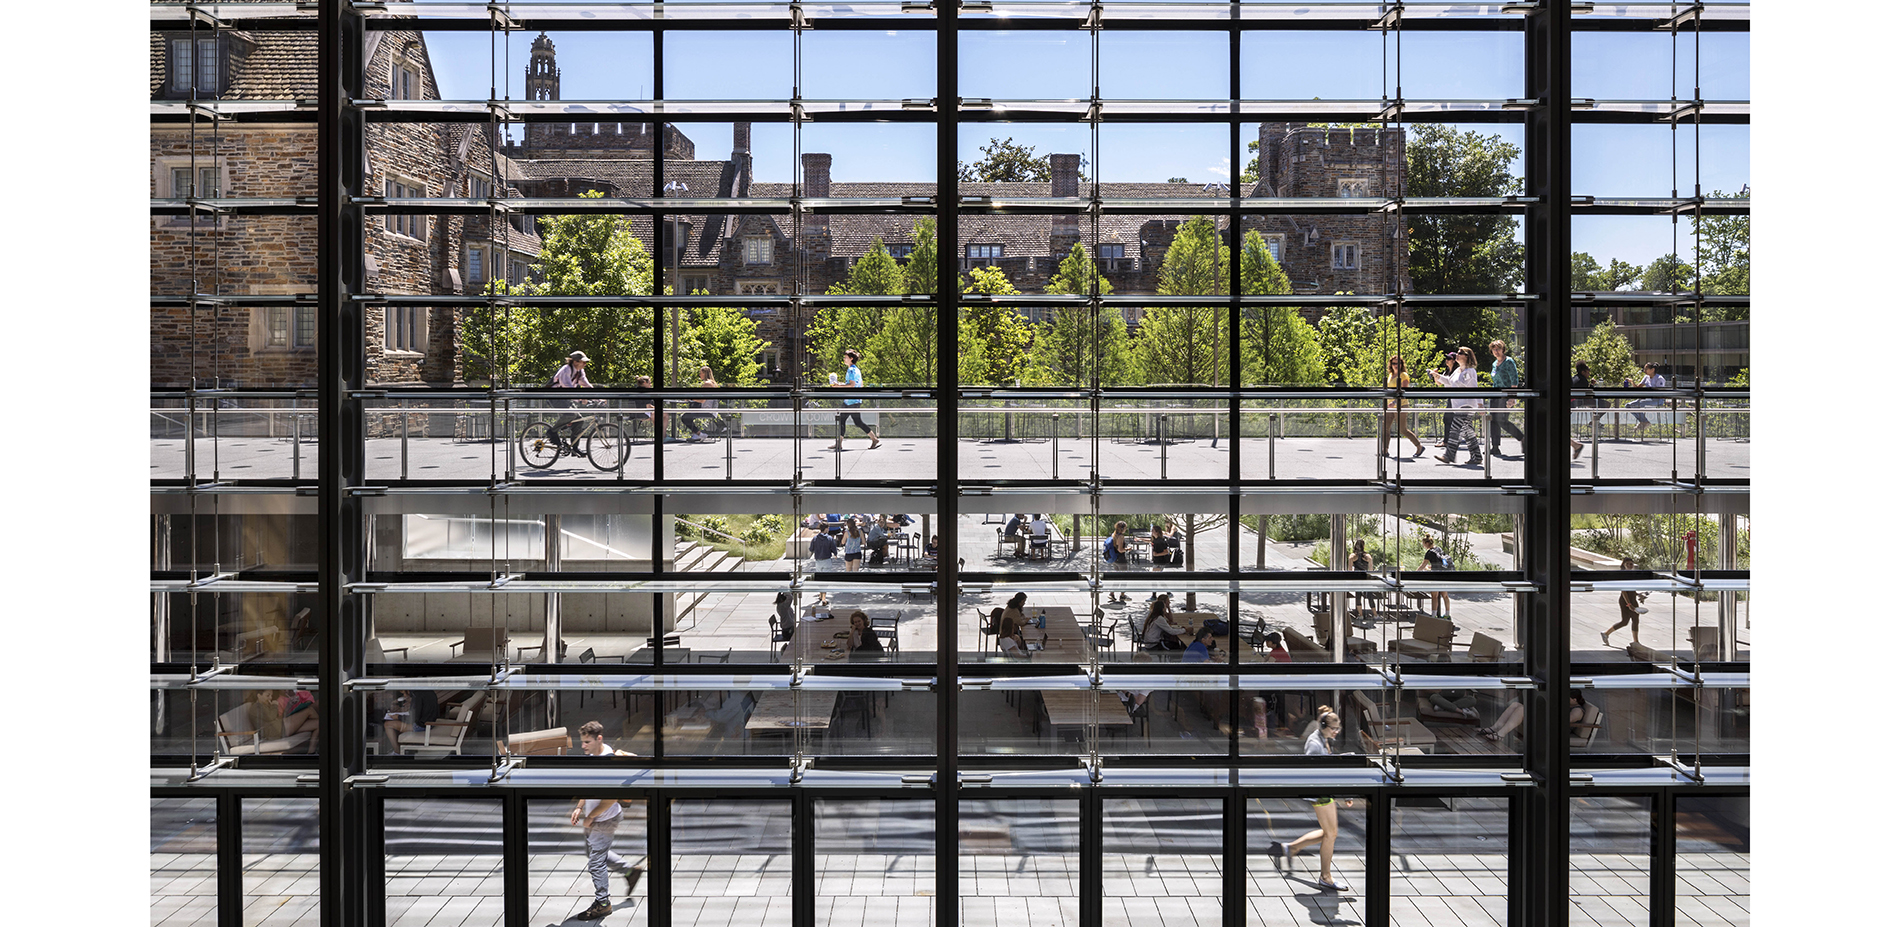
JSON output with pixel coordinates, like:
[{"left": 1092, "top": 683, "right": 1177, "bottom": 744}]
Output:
[
  {"left": 1140, "top": 594, "right": 1187, "bottom": 650},
  {"left": 684, "top": 365, "right": 719, "bottom": 442},
  {"left": 1431, "top": 346, "right": 1483, "bottom": 466},
  {"left": 1631, "top": 363, "right": 1667, "bottom": 440},
  {"left": 1266, "top": 706, "right": 1354, "bottom": 893}
]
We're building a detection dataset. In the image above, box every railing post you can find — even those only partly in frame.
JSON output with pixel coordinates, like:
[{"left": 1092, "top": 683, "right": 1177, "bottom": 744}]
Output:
[
  {"left": 293, "top": 405, "right": 302, "bottom": 481},
  {"left": 400, "top": 402, "right": 409, "bottom": 480},
  {"left": 1051, "top": 413, "right": 1060, "bottom": 478},
  {"left": 1268, "top": 411, "right": 1276, "bottom": 480},
  {"left": 1159, "top": 413, "right": 1168, "bottom": 480}
]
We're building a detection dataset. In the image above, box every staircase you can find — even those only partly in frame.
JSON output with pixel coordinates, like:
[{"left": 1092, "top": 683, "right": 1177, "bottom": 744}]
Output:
[{"left": 671, "top": 539, "right": 742, "bottom": 631}]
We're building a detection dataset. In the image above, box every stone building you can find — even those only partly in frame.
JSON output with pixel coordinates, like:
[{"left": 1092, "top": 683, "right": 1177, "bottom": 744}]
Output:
[
  {"left": 153, "top": 27, "right": 1405, "bottom": 386},
  {"left": 150, "top": 21, "right": 537, "bottom": 387}
]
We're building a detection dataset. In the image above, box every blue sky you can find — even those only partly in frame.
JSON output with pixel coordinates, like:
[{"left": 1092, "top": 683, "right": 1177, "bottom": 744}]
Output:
[{"left": 423, "top": 28, "right": 1747, "bottom": 269}]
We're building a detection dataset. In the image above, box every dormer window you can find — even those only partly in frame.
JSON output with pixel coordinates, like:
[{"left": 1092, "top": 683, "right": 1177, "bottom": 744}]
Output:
[
  {"left": 391, "top": 61, "right": 422, "bottom": 100},
  {"left": 967, "top": 244, "right": 1003, "bottom": 260},
  {"left": 171, "top": 37, "right": 220, "bottom": 95}
]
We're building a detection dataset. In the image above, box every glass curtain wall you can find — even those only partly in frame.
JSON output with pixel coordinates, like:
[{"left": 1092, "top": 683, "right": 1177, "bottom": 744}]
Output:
[{"left": 150, "top": 3, "right": 1749, "bottom": 926}]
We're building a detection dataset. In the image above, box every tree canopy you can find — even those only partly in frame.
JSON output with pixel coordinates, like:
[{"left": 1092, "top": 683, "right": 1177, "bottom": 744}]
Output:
[
  {"left": 955, "top": 137, "right": 1087, "bottom": 184},
  {"left": 1032, "top": 242, "right": 1133, "bottom": 386},
  {"left": 1135, "top": 216, "right": 1230, "bottom": 385}
]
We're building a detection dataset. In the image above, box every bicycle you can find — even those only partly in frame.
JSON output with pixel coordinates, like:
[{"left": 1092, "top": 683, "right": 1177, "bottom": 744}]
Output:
[{"left": 517, "top": 399, "right": 630, "bottom": 471}]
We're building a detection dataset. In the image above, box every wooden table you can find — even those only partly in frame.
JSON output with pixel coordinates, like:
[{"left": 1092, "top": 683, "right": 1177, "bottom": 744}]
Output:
[
  {"left": 1009, "top": 606, "right": 1096, "bottom": 662},
  {"left": 1041, "top": 690, "right": 1133, "bottom": 743}
]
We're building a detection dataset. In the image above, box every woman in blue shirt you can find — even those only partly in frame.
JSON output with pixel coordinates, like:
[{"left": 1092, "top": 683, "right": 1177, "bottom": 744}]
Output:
[{"left": 831, "top": 349, "right": 881, "bottom": 450}]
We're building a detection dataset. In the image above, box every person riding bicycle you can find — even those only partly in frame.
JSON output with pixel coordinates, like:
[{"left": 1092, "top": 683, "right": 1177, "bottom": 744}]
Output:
[{"left": 551, "top": 350, "right": 594, "bottom": 452}]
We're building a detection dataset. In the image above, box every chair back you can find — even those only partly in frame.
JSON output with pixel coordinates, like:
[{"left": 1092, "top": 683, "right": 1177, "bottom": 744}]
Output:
[
  {"left": 214, "top": 704, "right": 255, "bottom": 753},
  {"left": 577, "top": 647, "right": 597, "bottom": 664},
  {"left": 463, "top": 625, "right": 509, "bottom": 657},
  {"left": 1467, "top": 632, "right": 1505, "bottom": 662},
  {"left": 501, "top": 727, "right": 572, "bottom": 756},
  {"left": 1411, "top": 615, "right": 1456, "bottom": 647}
]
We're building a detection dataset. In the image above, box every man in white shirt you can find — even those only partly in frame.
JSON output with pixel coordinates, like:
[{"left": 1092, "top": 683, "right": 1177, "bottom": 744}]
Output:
[
  {"left": 569, "top": 721, "right": 641, "bottom": 920},
  {"left": 551, "top": 351, "right": 594, "bottom": 451}
]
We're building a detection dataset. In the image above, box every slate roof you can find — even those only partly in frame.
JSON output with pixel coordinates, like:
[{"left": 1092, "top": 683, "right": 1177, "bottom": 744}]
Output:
[
  {"left": 749, "top": 181, "right": 1234, "bottom": 260},
  {"left": 151, "top": 30, "right": 318, "bottom": 100},
  {"left": 510, "top": 159, "right": 744, "bottom": 267}
]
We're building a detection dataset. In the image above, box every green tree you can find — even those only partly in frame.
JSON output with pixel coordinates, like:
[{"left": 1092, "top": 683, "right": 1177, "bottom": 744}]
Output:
[
  {"left": 956, "top": 266, "right": 1031, "bottom": 384},
  {"left": 1335, "top": 311, "right": 1441, "bottom": 389},
  {"left": 1406, "top": 124, "right": 1525, "bottom": 295},
  {"left": 1166, "top": 176, "right": 1189, "bottom": 184},
  {"left": 459, "top": 191, "right": 661, "bottom": 384},
  {"left": 955, "top": 137, "right": 1087, "bottom": 184},
  {"left": 903, "top": 217, "right": 939, "bottom": 297},
  {"left": 1241, "top": 139, "right": 1260, "bottom": 186},
  {"left": 1316, "top": 305, "right": 1375, "bottom": 385},
  {"left": 1642, "top": 253, "right": 1693, "bottom": 293},
  {"left": 1572, "top": 252, "right": 1608, "bottom": 291},
  {"left": 1694, "top": 187, "right": 1750, "bottom": 306},
  {"left": 690, "top": 305, "right": 766, "bottom": 386},
  {"left": 1237, "top": 230, "right": 1325, "bottom": 385},
  {"left": 1571, "top": 320, "right": 1638, "bottom": 388},
  {"left": 807, "top": 240, "right": 903, "bottom": 381},
  {"left": 1031, "top": 242, "right": 1133, "bottom": 386},
  {"left": 1135, "top": 216, "right": 1230, "bottom": 385}
]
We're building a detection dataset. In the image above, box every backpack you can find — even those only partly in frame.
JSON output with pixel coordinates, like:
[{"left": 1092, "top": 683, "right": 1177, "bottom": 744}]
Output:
[
  {"left": 1102, "top": 536, "right": 1119, "bottom": 562},
  {"left": 1426, "top": 548, "right": 1451, "bottom": 570}
]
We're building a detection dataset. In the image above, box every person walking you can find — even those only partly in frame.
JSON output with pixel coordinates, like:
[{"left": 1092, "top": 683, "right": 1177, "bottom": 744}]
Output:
[
  {"left": 1630, "top": 363, "right": 1666, "bottom": 440},
  {"left": 1486, "top": 340, "right": 1527, "bottom": 457},
  {"left": 831, "top": 348, "right": 880, "bottom": 450},
  {"left": 1418, "top": 535, "right": 1451, "bottom": 617},
  {"left": 1380, "top": 355, "right": 1426, "bottom": 457},
  {"left": 1601, "top": 557, "right": 1648, "bottom": 645},
  {"left": 1569, "top": 362, "right": 1594, "bottom": 460},
  {"left": 683, "top": 365, "right": 719, "bottom": 442},
  {"left": 1266, "top": 706, "right": 1354, "bottom": 892},
  {"left": 1432, "top": 347, "right": 1483, "bottom": 466},
  {"left": 570, "top": 721, "right": 642, "bottom": 920},
  {"left": 1346, "top": 539, "right": 1371, "bottom": 573}
]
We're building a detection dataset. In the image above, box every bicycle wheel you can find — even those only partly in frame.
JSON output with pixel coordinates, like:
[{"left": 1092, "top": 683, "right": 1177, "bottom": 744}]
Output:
[
  {"left": 587, "top": 421, "right": 631, "bottom": 471},
  {"left": 518, "top": 421, "right": 561, "bottom": 468}
]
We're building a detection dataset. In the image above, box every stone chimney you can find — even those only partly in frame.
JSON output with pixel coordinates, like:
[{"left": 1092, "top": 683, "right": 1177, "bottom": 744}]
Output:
[
  {"left": 801, "top": 152, "right": 832, "bottom": 243},
  {"left": 1049, "top": 153, "right": 1081, "bottom": 252},
  {"left": 1256, "top": 123, "right": 1288, "bottom": 197},
  {"left": 731, "top": 122, "right": 752, "bottom": 196}
]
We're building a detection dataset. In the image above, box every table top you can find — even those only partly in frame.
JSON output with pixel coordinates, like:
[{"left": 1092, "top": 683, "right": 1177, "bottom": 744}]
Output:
[
  {"left": 1042, "top": 690, "right": 1134, "bottom": 727},
  {"left": 745, "top": 690, "right": 838, "bottom": 731}
]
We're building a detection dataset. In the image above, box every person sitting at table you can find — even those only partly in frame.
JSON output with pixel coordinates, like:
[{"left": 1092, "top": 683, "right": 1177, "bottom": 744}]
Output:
[
  {"left": 1027, "top": 514, "right": 1052, "bottom": 556},
  {"left": 867, "top": 516, "right": 890, "bottom": 566},
  {"left": 1149, "top": 521, "right": 1183, "bottom": 567},
  {"left": 1182, "top": 627, "right": 1217, "bottom": 662},
  {"left": 997, "top": 592, "right": 1031, "bottom": 653},
  {"left": 1002, "top": 513, "right": 1028, "bottom": 558},
  {"left": 847, "top": 610, "right": 884, "bottom": 658},
  {"left": 1140, "top": 595, "right": 1187, "bottom": 650},
  {"left": 924, "top": 534, "right": 939, "bottom": 557}
]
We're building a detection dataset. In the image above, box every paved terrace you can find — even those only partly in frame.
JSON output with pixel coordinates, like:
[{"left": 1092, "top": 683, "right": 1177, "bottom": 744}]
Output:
[
  {"left": 151, "top": 797, "right": 1746, "bottom": 927},
  {"left": 151, "top": 434, "right": 1749, "bottom": 483}
]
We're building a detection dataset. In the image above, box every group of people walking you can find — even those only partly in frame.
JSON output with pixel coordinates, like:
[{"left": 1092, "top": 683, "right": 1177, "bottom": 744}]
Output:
[{"left": 1381, "top": 340, "right": 1527, "bottom": 466}]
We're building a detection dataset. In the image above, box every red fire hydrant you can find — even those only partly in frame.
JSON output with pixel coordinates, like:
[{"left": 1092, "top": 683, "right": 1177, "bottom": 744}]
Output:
[{"left": 1682, "top": 530, "right": 1698, "bottom": 571}]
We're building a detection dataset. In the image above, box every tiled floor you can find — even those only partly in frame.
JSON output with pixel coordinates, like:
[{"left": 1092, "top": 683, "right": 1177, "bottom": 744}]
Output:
[{"left": 153, "top": 849, "right": 1747, "bottom": 926}]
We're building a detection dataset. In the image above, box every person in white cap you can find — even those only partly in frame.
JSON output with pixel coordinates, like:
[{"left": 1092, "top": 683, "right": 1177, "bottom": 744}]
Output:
[{"left": 550, "top": 350, "right": 594, "bottom": 451}]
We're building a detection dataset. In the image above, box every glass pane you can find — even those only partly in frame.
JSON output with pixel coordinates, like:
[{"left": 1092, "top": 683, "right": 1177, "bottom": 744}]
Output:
[
  {"left": 1103, "top": 798, "right": 1223, "bottom": 926},
  {"left": 1571, "top": 796, "right": 1652, "bottom": 927},
  {"left": 152, "top": 798, "right": 217, "bottom": 927},
  {"left": 814, "top": 798, "right": 936, "bottom": 927},
  {"left": 671, "top": 799, "right": 793, "bottom": 927},
  {"left": 959, "top": 799, "right": 1081, "bottom": 927},
  {"left": 1248, "top": 796, "right": 1367, "bottom": 922},
  {"left": 1676, "top": 795, "right": 1749, "bottom": 926},
  {"left": 244, "top": 798, "right": 321, "bottom": 927},
  {"left": 531, "top": 798, "right": 648, "bottom": 924},
  {"left": 384, "top": 800, "right": 505, "bottom": 925},
  {"left": 1389, "top": 795, "right": 1508, "bottom": 926}
]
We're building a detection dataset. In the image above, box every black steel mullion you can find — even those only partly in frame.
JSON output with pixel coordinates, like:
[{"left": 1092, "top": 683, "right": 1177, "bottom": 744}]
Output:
[
  {"left": 934, "top": 4, "right": 960, "bottom": 927},
  {"left": 1222, "top": 790, "right": 1245, "bottom": 927},
  {"left": 216, "top": 791, "right": 243, "bottom": 927},
  {"left": 1080, "top": 791, "right": 1104, "bottom": 927},
  {"left": 1524, "top": 5, "right": 1576, "bottom": 927},
  {"left": 503, "top": 792, "right": 529, "bottom": 927},
  {"left": 1364, "top": 787, "right": 1391, "bottom": 927},
  {"left": 367, "top": 792, "right": 387, "bottom": 927},
  {"left": 318, "top": 4, "right": 372, "bottom": 927},
  {"left": 649, "top": 796, "right": 672, "bottom": 927},
  {"left": 793, "top": 791, "right": 817, "bottom": 927},
  {"left": 1650, "top": 789, "right": 1676, "bottom": 927}
]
